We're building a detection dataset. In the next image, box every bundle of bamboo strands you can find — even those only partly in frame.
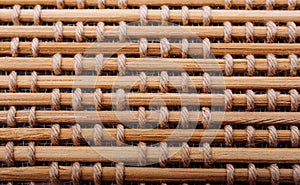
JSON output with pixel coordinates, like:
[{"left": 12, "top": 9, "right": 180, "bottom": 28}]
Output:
[
  {"left": 0, "top": 110, "right": 299, "bottom": 125},
  {"left": 1, "top": 41, "right": 300, "bottom": 56},
  {"left": 1, "top": 25, "right": 299, "bottom": 39},
  {"left": 1, "top": 0, "right": 299, "bottom": 8},
  {"left": 0, "top": 165, "right": 297, "bottom": 183},
  {"left": 0, "top": 128, "right": 297, "bottom": 144},
  {"left": 0, "top": 57, "right": 299, "bottom": 74},
  {"left": 1, "top": 9, "right": 300, "bottom": 23}
]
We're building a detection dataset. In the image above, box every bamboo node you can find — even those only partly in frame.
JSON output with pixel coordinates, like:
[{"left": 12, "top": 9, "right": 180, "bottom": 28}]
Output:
[
  {"left": 33, "top": 5, "right": 41, "bottom": 25},
  {"left": 118, "top": 54, "right": 127, "bottom": 76},
  {"left": 289, "top": 89, "right": 299, "bottom": 112},
  {"left": 269, "top": 164, "right": 280, "bottom": 185},
  {"left": 223, "top": 21, "right": 232, "bottom": 43},
  {"left": 51, "top": 124, "right": 60, "bottom": 146},
  {"left": 224, "top": 125, "right": 233, "bottom": 147},
  {"left": 96, "top": 22, "right": 105, "bottom": 42},
  {"left": 32, "top": 38, "right": 39, "bottom": 57},
  {"left": 202, "top": 6, "right": 211, "bottom": 26},
  {"left": 7, "top": 106, "right": 16, "bottom": 128},
  {"left": 246, "top": 126, "right": 255, "bottom": 147},
  {"left": 12, "top": 5, "right": 21, "bottom": 25},
  {"left": 138, "top": 107, "right": 146, "bottom": 128},
  {"left": 116, "top": 162, "right": 124, "bottom": 185},
  {"left": 28, "top": 142, "right": 36, "bottom": 166},
  {"left": 94, "top": 124, "right": 103, "bottom": 145},
  {"left": 181, "top": 6, "right": 189, "bottom": 26},
  {"left": 161, "top": 5, "right": 169, "bottom": 26},
  {"left": 139, "top": 5, "right": 148, "bottom": 26},
  {"left": 138, "top": 142, "right": 147, "bottom": 166},
  {"left": 268, "top": 126, "right": 278, "bottom": 147},
  {"left": 289, "top": 54, "right": 298, "bottom": 76},
  {"left": 246, "top": 90, "right": 255, "bottom": 111},
  {"left": 139, "top": 72, "right": 147, "bottom": 93},
  {"left": 245, "top": 22, "right": 254, "bottom": 43},
  {"left": 72, "top": 124, "right": 83, "bottom": 146},
  {"left": 287, "top": 22, "right": 297, "bottom": 43},
  {"left": 53, "top": 21, "right": 63, "bottom": 42},
  {"left": 11, "top": 37, "right": 19, "bottom": 57},
  {"left": 71, "top": 162, "right": 82, "bottom": 185},
  {"left": 5, "top": 142, "right": 14, "bottom": 167},
  {"left": 49, "top": 162, "right": 59, "bottom": 185},
  {"left": 117, "top": 124, "right": 125, "bottom": 146},
  {"left": 246, "top": 55, "right": 255, "bottom": 76},
  {"left": 8, "top": 71, "right": 17, "bottom": 92},
  {"left": 180, "top": 106, "right": 189, "bottom": 129},
  {"left": 75, "top": 22, "right": 84, "bottom": 42},
  {"left": 28, "top": 106, "right": 36, "bottom": 128},
  {"left": 248, "top": 163, "right": 258, "bottom": 185},
  {"left": 226, "top": 164, "right": 234, "bottom": 185},
  {"left": 159, "top": 106, "right": 169, "bottom": 128},
  {"left": 95, "top": 54, "right": 104, "bottom": 75},
  {"left": 181, "top": 142, "right": 190, "bottom": 167},
  {"left": 159, "top": 142, "right": 168, "bottom": 167},
  {"left": 93, "top": 163, "right": 102, "bottom": 185},
  {"left": 139, "top": 38, "right": 148, "bottom": 57},
  {"left": 290, "top": 126, "right": 299, "bottom": 147},
  {"left": 51, "top": 89, "right": 61, "bottom": 110}
]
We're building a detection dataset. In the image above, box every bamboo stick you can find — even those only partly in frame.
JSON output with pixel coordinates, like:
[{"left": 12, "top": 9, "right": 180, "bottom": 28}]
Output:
[
  {"left": 0, "top": 9, "right": 300, "bottom": 23},
  {"left": 0, "top": 25, "right": 299, "bottom": 39},
  {"left": 0, "top": 128, "right": 294, "bottom": 143},
  {"left": 1, "top": 75, "right": 300, "bottom": 90},
  {"left": 1, "top": 42, "right": 299, "bottom": 56},
  {"left": 0, "top": 110, "right": 299, "bottom": 125},
  {"left": 0, "top": 0, "right": 299, "bottom": 7},
  {"left": 0, "top": 166, "right": 295, "bottom": 183},
  {"left": 1, "top": 146, "right": 300, "bottom": 163},
  {"left": 0, "top": 92, "right": 298, "bottom": 107},
  {"left": 1, "top": 57, "right": 299, "bottom": 73}
]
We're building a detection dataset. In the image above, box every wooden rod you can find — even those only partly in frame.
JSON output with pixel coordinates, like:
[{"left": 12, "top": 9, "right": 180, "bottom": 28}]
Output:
[
  {"left": 0, "top": 110, "right": 299, "bottom": 125},
  {"left": 0, "top": 166, "right": 295, "bottom": 183},
  {"left": 0, "top": 0, "right": 299, "bottom": 7},
  {"left": 1, "top": 75, "right": 300, "bottom": 90},
  {"left": 1, "top": 57, "right": 299, "bottom": 74},
  {"left": 2, "top": 146, "right": 300, "bottom": 163},
  {"left": 0, "top": 25, "right": 299, "bottom": 39},
  {"left": 0, "top": 92, "right": 298, "bottom": 107},
  {"left": 0, "top": 42, "right": 299, "bottom": 56},
  {"left": 0, "top": 128, "right": 294, "bottom": 144},
  {"left": 0, "top": 9, "right": 300, "bottom": 23}
]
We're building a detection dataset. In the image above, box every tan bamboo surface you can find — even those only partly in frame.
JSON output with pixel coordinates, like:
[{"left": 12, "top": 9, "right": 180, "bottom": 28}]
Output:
[
  {"left": 1, "top": 146, "right": 300, "bottom": 163},
  {"left": 0, "top": 166, "right": 296, "bottom": 183},
  {"left": 1, "top": 9, "right": 300, "bottom": 23},
  {"left": 0, "top": 128, "right": 295, "bottom": 143},
  {"left": 1, "top": 57, "right": 300, "bottom": 73},
  {"left": 1, "top": 42, "right": 300, "bottom": 56},
  {"left": 0, "top": 110, "right": 299, "bottom": 125},
  {"left": 1, "top": 25, "right": 300, "bottom": 39},
  {"left": 2, "top": 75, "right": 300, "bottom": 90},
  {"left": 0, "top": 0, "right": 299, "bottom": 7},
  {"left": 0, "top": 92, "right": 299, "bottom": 107}
]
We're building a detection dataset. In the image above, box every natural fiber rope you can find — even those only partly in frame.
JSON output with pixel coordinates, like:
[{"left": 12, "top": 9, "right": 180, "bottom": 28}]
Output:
[{"left": 93, "top": 163, "right": 102, "bottom": 185}]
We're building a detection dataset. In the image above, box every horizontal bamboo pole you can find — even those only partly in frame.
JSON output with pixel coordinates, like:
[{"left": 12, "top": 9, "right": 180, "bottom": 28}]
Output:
[
  {"left": 0, "top": 166, "right": 295, "bottom": 183},
  {"left": 2, "top": 146, "right": 300, "bottom": 163},
  {"left": 1, "top": 57, "right": 299, "bottom": 73},
  {"left": 1, "top": 9, "right": 300, "bottom": 23},
  {"left": 1, "top": 25, "right": 299, "bottom": 39},
  {"left": 1, "top": 42, "right": 300, "bottom": 56},
  {"left": 0, "top": 0, "right": 299, "bottom": 7},
  {"left": 1, "top": 75, "right": 300, "bottom": 90},
  {"left": 0, "top": 92, "right": 298, "bottom": 107},
  {"left": 0, "top": 128, "right": 294, "bottom": 144},
  {"left": 0, "top": 110, "right": 299, "bottom": 125}
]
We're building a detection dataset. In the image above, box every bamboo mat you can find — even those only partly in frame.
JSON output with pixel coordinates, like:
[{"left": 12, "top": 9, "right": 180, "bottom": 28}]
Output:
[{"left": 0, "top": 1, "right": 299, "bottom": 185}]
